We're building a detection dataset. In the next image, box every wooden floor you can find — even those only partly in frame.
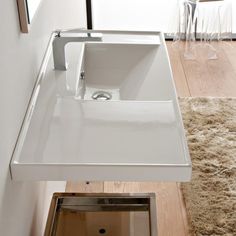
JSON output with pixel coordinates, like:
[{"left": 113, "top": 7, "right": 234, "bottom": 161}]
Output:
[
  {"left": 66, "top": 41, "right": 236, "bottom": 236},
  {"left": 169, "top": 41, "right": 236, "bottom": 97}
]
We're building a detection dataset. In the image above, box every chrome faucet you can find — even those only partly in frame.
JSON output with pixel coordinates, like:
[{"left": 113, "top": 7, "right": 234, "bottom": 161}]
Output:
[{"left": 53, "top": 29, "right": 102, "bottom": 70}]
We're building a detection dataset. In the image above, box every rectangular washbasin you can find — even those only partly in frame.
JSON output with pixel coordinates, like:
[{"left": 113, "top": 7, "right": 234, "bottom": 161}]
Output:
[{"left": 10, "top": 30, "right": 191, "bottom": 181}]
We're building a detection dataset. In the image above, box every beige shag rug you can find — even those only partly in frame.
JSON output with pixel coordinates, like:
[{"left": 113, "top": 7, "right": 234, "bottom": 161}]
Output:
[{"left": 180, "top": 97, "right": 236, "bottom": 236}]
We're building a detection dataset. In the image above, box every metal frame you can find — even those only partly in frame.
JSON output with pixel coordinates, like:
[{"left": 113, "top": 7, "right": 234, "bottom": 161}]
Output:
[
  {"left": 44, "top": 193, "right": 158, "bottom": 236},
  {"left": 86, "top": 0, "right": 93, "bottom": 29}
]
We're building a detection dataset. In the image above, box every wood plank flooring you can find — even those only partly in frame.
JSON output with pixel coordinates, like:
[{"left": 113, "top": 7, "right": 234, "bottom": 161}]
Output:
[
  {"left": 66, "top": 41, "right": 236, "bottom": 236},
  {"left": 168, "top": 41, "right": 236, "bottom": 97}
]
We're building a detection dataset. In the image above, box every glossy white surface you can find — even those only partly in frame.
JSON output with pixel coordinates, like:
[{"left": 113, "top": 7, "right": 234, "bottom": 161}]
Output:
[
  {"left": 11, "top": 31, "right": 191, "bottom": 181},
  {"left": 60, "top": 31, "right": 161, "bottom": 45}
]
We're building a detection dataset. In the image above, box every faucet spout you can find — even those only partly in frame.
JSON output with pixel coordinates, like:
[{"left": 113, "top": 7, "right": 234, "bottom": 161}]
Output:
[{"left": 53, "top": 31, "right": 102, "bottom": 70}]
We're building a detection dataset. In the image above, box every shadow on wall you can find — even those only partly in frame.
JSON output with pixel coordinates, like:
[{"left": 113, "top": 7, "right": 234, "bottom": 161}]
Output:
[{"left": 0, "top": 172, "right": 44, "bottom": 235}]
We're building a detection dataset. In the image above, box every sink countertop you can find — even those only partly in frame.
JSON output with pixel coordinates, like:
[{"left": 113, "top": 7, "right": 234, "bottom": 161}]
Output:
[{"left": 11, "top": 31, "right": 191, "bottom": 181}]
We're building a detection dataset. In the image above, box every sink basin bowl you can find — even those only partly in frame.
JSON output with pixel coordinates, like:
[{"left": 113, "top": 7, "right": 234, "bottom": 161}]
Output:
[
  {"left": 78, "top": 43, "right": 159, "bottom": 101},
  {"left": 11, "top": 30, "right": 191, "bottom": 181}
]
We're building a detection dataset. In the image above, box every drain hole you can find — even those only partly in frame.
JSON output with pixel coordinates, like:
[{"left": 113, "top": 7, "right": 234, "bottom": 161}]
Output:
[
  {"left": 92, "top": 91, "right": 112, "bottom": 101},
  {"left": 99, "top": 228, "right": 106, "bottom": 234}
]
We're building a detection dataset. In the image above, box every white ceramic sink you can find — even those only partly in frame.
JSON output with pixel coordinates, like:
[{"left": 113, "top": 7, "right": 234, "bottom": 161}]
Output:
[{"left": 11, "top": 30, "right": 191, "bottom": 181}]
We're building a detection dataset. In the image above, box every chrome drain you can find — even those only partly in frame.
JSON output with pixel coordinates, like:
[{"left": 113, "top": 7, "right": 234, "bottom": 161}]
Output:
[{"left": 92, "top": 91, "right": 112, "bottom": 101}]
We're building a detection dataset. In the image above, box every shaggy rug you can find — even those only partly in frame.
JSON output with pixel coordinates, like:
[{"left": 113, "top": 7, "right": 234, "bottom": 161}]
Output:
[{"left": 180, "top": 97, "right": 236, "bottom": 236}]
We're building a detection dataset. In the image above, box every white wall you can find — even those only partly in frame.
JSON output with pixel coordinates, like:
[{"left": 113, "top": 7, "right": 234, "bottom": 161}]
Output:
[
  {"left": 0, "top": 0, "right": 86, "bottom": 235},
  {"left": 92, "top": 0, "right": 175, "bottom": 31},
  {"left": 232, "top": 1, "right": 236, "bottom": 33},
  {"left": 92, "top": 0, "right": 236, "bottom": 33}
]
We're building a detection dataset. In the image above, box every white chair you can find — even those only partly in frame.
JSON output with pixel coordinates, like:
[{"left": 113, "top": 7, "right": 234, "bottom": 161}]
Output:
[{"left": 171, "top": 0, "right": 232, "bottom": 60}]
